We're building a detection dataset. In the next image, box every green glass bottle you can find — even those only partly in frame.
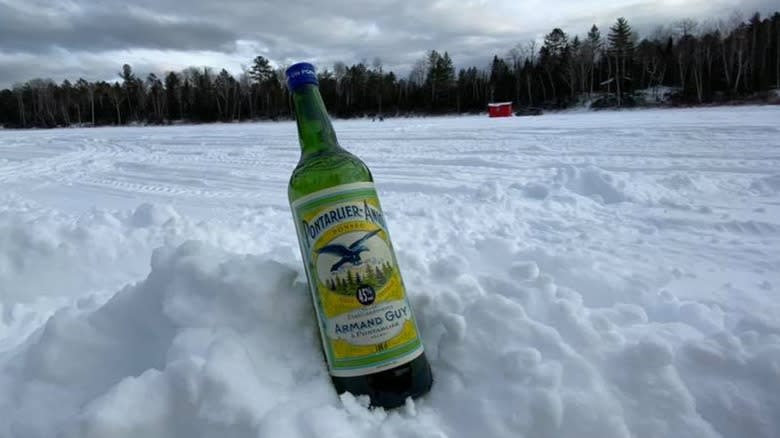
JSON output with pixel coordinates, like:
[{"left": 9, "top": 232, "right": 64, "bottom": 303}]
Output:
[{"left": 285, "top": 62, "right": 433, "bottom": 409}]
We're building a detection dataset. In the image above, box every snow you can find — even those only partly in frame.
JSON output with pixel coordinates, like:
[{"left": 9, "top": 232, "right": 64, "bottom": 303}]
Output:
[
  {"left": 634, "top": 86, "right": 681, "bottom": 104},
  {"left": 1, "top": 105, "right": 780, "bottom": 437}
]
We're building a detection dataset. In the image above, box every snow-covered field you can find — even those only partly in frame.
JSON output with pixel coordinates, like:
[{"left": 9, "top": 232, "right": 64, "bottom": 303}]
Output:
[{"left": 1, "top": 106, "right": 779, "bottom": 438}]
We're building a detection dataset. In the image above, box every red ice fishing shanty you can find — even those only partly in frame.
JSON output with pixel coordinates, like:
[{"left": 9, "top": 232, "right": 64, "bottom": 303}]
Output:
[{"left": 487, "top": 102, "right": 513, "bottom": 117}]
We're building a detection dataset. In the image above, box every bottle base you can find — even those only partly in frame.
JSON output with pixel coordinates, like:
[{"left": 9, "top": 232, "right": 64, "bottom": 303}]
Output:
[{"left": 331, "top": 353, "right": 433, "bottom": 409}]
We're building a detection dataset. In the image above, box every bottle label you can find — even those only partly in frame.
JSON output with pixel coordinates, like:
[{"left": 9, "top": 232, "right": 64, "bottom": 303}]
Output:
[{"left": 292, "top": 182, "right": 424, "bottom": 377}]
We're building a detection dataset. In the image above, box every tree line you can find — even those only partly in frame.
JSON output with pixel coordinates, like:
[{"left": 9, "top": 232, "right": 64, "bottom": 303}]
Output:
[{"left": 1, "top": 10, "right": 778, "bottom": 128}]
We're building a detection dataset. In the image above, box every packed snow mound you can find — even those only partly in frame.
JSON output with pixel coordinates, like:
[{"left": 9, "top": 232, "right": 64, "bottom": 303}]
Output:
[
  {"left": 514, "top": 165, "right": 630, "bottom": 204},
  {"left": 0, "top": 202, "right": 243, "bottom": 304},
  {"left": 129, "top": 202, "right": 181, "bottom": 228},
  {"left": 0, "top": 202, "right": 285, "bottom": 353},
  {"left": 750, "top": 174, "right": 780, "bottom": 195},
  {"left": 0, "top": 203, "right": 175, "bottom": 303},
  {"left": 553, "top": 165, "right": 629, "bottom": 204},
  {"left": 2, "top": 236, "right": 779, "bottom": 437},
  {"left": 1, "top": 241, "right": 318, "bottom": 438},
  {"left": 658, "top": 174, "right": 699, "bottom": 191}
]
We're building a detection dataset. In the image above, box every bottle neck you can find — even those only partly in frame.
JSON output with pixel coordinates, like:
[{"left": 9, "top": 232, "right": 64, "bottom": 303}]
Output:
[{"left": 292, "top": 84, "right": 339, "bottom": 157}]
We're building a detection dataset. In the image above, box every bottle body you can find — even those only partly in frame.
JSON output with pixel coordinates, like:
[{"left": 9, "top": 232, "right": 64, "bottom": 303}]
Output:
[{"left": 286, "top": 63, "right": 432, "bottom": 408}]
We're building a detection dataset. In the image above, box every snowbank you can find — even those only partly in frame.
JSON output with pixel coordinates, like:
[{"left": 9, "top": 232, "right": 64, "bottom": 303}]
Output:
[
  {"left": 1, "top": 206, "right": 779, "bottom": 437},
  {"left": 750, "top": 174, "right": 780, "bottom": 195}
]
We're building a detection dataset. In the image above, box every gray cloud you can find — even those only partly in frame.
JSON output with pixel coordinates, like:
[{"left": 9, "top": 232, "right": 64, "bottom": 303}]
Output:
[
  {"left": 0, "top": 0, "right": 777, "bottom": 89},
  {"left": 0, "top": 2, "right": 238, "bottom": 53}
]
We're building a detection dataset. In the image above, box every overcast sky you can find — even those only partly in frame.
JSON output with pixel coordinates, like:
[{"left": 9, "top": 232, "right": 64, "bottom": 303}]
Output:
[{"left": 0, "top": 0, "right": 776, "bottom": 88}]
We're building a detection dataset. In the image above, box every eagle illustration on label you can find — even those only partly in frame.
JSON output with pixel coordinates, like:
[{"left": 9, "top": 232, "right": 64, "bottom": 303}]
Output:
[{"left": 317, "top": 228, "right": 383, "bottom": 272}]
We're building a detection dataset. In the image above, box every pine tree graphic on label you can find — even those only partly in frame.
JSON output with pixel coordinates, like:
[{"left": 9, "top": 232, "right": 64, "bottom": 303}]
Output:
[{"left": 316, "top": 229, "right": 394, "bottom": 296}]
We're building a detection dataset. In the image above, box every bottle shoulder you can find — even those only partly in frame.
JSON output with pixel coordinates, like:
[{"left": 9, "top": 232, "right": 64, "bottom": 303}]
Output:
[{"left": 288, "top": 149, "right": 374, "bottom": 202}]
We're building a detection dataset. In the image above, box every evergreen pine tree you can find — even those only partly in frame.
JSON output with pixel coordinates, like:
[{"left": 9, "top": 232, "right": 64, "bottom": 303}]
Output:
[
  {"left": 586, "top": 24, "right": 602, "bottom": 95},
  {"left": 164, "top": 71, "right": 181, "bottom": 121},
  {"left": 608, "top": 17, "right": 636, "bottom": 106},
  {"left": 540, "top": 28, "right": 570, "bottom": 105},
  {"left": 249, "top": 56, "right": 274, "bottom": 83}
]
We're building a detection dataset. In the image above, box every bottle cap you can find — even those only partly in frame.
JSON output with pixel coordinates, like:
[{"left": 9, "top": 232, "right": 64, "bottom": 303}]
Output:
[{"left": 285, "top": 62, "right": 318, "bottom": 91}]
